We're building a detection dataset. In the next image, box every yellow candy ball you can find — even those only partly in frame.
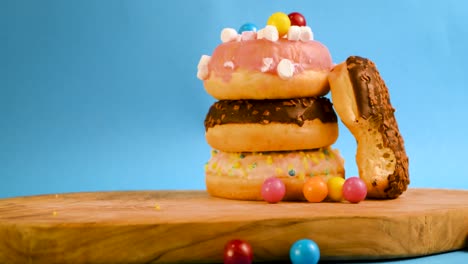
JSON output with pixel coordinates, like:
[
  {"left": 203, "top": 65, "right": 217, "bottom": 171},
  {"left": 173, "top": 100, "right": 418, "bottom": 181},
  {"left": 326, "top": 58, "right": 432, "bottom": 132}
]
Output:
[
  {"left": 267, "top": 12, "right": 291, "bottom": 37},
  {"left": 327, "top": 176, "right": 346, "bottom": 202}
]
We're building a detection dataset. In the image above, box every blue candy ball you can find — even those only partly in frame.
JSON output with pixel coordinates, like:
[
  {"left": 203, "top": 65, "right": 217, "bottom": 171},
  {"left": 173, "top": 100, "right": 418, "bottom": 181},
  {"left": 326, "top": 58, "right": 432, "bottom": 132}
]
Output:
[
  {"left": 238, "top": 23, "right": 257, "bottom": 33},
  {"left": 289, "top": 239, "right": 320, "bottom": 264}
]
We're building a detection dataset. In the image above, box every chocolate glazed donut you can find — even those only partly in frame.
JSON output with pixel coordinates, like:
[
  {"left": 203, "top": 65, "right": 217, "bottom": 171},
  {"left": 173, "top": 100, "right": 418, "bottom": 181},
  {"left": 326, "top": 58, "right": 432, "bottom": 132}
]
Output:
[
  {"left": 328, "top": 56, "right": 409, "bottom": 199},
  {"left": 204, "top": 97, "right": 339, "bottom": 152}
]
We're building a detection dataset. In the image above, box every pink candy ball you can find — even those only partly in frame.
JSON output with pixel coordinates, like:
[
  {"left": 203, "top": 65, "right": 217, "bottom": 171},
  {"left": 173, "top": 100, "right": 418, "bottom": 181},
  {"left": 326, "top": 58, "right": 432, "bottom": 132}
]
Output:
[
  {"left": 261, "top": 177, "right": 286, "bottom": 203},
  {"left": 342, "top": 177, "right": 367, "bottom": 203}
]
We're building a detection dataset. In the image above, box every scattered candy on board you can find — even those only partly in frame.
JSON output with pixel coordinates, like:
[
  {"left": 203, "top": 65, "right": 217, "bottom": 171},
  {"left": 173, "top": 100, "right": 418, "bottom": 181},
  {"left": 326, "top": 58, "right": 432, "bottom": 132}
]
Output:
[
  {"left": 342, "top": 177, "right": 368, "bottom": 203},
  {"left": 303, "top": 176, "right": 328, "bottom": 203},
  {"left": 261, "top": 177, "right": 286, "bottom": 203},
  {"left": 260, "top": 175, "right": 368, "bottom": 203},
  {"left": 290, "top": 239, "right": 321, "bottom": 264},
  {"left": 223, "top": 238, "right": 321, "bottom": 264},
  {"left": 327, "top": 176, "right": 346, "bottom": 202},
  {"left": 224, "top": 239, "right": 253, "bottom": 264}
]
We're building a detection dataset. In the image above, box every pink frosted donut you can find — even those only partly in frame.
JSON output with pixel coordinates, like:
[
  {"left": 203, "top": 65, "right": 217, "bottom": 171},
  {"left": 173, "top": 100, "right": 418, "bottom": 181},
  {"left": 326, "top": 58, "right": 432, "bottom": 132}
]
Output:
[
  {"left": 199, "top": 39, "right": 333, "bottom": 100},
  {"left": 205, "top": 148, "right": 345, "bottom": 201}
]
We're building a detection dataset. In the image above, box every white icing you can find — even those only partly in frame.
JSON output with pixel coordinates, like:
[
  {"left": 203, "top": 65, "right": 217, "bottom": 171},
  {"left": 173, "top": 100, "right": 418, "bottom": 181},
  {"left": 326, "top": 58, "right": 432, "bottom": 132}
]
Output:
[
  {"left": 287, "top": 25, "right": 301, "bottom": 41},
  {"left": 223, "top": 61, "right": 234, "bottom": 69},
  {"left": 299, "top": 26, "right": 314, "bottom": 41},
  {"left": 263, "top": 25, "right": 279, "bottom": 42},
  {"left": 277, "top": 59, "right": 294, "bottom": 80},
  {"left": 197, "top": 55, "right": 211, "bottom": 80},
  {"left": 220, "top": 28, "right": 238, "bottom": 43},
  {"left": 261, "top": 57, "right": 273, "bottom": 72}
]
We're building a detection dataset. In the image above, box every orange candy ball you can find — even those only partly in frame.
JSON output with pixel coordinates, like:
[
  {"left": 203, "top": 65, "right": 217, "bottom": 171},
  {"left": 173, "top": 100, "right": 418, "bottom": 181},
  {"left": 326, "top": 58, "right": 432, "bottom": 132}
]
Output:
[{"left": 303, "top": 176, "right": 328, "bottom": 203}]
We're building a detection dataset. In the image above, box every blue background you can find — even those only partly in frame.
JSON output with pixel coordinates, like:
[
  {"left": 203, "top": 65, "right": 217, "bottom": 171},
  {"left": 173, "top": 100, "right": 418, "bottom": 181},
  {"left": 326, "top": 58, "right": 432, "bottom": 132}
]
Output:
[{"left": 2, "top": 1, "right": 468, "bottom": 262}]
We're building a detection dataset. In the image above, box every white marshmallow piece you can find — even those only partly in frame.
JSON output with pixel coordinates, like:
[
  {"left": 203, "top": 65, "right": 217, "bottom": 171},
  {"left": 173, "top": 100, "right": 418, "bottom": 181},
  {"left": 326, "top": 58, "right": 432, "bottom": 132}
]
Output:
[
  {"left": 263, "top": 25, "right": 279, "bottom": 42},
  {"left": 241, "top": 31, "right": 257, "bottom": 41},
  {"left": 287, "top": 26, "right": 301, "bottom": 41},
  {"left": 256, "top": 28, "right": 265, "bottom": 39},
  {"left": 220, "top": 28, "right": 238, "bottom": 43},
  {"left": 197, "top": 55, "right": 211, "bottom": 80},
  {"left": 223, "top": 61, "right": 234, "bottom": 69},
  {"left": 299, "top": 26, "right": 314, "bottom": 41},
  {"left": 261, "top": 57, "right": 273, "bottom": 72},
  {"left": 277, "top": 59, "right": 295, "bottom": 80}
]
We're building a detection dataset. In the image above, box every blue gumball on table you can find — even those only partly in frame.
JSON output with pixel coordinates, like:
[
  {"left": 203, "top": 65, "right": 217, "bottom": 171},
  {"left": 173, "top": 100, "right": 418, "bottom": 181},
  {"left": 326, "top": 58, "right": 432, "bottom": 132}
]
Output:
[{"left": 290, "top": 239, "right": 320, "bottom": 264}]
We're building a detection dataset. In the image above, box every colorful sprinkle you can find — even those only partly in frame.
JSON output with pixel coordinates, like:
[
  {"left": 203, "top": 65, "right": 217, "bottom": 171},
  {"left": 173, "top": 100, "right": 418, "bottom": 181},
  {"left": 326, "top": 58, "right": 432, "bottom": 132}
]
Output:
[
  {"left": 233, "top": 161, "right": 241, "bottom": 169},
  {"left": 299, "top": 172, "right": 306, "bottom": 180},
  {"left": 266, "top": 156, "right": 273, "bottom": 165},
  {"left": 239, "top": 153, "right": 245, "bottom": 159},
  {"left": 275, "top": 167, "right": 283, "bottom": 175},
  {"left": 288, "top": 169, "right": 296, "bottom": 177},
  {"left": 154, "top": 204, "right": 161, "bottom": 210},
  {"left": 302, "top": 157, "right": 309, "bottom": 170},
  {"left": 323, "top": 148, "right": 329, "bottom": 156}
]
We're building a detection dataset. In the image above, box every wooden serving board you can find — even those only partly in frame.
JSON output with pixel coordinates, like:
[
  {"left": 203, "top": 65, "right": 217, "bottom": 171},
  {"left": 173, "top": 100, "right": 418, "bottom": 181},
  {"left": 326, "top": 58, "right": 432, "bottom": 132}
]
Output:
[{"left": 0, "top": 188, "right": 467, "bottom": 263}]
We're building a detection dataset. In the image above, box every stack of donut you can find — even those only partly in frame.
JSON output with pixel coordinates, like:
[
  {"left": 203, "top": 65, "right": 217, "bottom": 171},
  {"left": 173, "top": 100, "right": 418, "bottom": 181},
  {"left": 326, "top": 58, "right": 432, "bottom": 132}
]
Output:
[{"left": 197, "top": 12, "right": 346, "bottom": 201}]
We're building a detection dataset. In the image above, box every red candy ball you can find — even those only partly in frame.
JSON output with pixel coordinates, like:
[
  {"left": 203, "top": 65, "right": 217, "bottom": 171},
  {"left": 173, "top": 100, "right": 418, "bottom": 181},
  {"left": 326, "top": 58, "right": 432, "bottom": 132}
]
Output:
[
  {"left": 342, "top": 177, "right": 367, "bottom": 203},
  {"left": 261, "top": 177, "right": 286, "bottom": 203},
  {"left": 288, "top": 12, "right": 307, "bottom": 27},
  {"left": 224, "top": 239, "right": 253, "bottom": 264}
]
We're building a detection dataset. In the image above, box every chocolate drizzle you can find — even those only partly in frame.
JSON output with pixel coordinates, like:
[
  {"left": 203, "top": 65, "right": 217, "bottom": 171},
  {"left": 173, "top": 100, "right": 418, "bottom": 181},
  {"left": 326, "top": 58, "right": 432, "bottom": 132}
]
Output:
[
  {"left": 204, "top": 97, "right": 337, "bottom": 130},
  {"left": 345, "top": 56, "right": 409, "bottom": 198}
]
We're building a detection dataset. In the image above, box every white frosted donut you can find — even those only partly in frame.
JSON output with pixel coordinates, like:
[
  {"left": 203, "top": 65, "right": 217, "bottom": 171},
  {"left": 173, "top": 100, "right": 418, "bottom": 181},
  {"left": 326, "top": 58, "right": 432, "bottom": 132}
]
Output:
[
  {"left": 205, "top": 148, "right": 345, "bottom": 201},
  {"left": 199, "top": 39, "right": 333, "bottom": 100}
]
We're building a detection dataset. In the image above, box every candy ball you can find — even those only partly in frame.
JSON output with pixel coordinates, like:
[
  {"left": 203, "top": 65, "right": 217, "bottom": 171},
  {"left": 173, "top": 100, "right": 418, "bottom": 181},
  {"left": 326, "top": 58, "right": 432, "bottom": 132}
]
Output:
[
  {"left": 224, "top": 239, "right": 253, "bottom": 264},
  {"left": 303, "top": 176, "right": 328, "bottom": 203},
  {"left": 327, "top": 176, "right": 345, "bottom": 202},
  {"left": 342, "top": 177, "right": 368, "bottom": 203},
  {"left": 267, "top": 12, "right": 291, "bottom": 37},
  {"left": 290, "top": 239, "right": 320, "bottom": 264},
  {"left": 238, "top": 23, "right": 257, "bottom": 33},
  {"left": 261, "top": 177, "right": 286, "bottom": 203},
  {"left": 288, "top": 12, "right": 307, "bottom": 27}
]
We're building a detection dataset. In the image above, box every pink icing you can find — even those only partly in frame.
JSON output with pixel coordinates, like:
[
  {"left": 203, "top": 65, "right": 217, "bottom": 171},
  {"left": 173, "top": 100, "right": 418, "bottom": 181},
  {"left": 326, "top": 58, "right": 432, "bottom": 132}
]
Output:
[{"left": 208, "top": 39, "right": 333, "bottom": 82}]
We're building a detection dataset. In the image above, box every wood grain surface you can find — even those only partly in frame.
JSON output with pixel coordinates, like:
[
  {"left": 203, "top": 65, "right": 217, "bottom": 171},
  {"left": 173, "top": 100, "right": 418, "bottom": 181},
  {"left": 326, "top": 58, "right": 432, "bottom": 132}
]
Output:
[{"left": 0, "top": 188, "right": 467, "bottom": 263}]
